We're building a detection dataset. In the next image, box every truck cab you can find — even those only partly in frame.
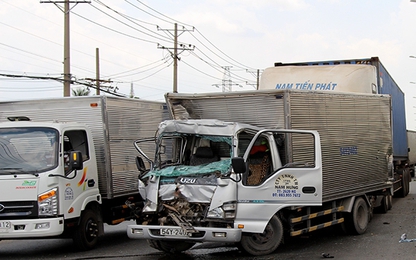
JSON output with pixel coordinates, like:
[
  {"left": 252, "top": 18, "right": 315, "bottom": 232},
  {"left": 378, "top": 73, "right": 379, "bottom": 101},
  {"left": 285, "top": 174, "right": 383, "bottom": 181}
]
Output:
[
  {"left": 0, "top": 120, "right": 101, "bottom": 249},
  {"left": 129, "top": 119, "right": 322, "bottom": 255}
]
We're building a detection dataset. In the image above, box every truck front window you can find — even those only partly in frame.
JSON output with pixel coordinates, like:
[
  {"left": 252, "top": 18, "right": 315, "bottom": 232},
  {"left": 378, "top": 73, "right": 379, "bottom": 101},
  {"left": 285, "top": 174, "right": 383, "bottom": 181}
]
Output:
[{"left": 0, "top": 127, "right": 59, "bottom": 174}]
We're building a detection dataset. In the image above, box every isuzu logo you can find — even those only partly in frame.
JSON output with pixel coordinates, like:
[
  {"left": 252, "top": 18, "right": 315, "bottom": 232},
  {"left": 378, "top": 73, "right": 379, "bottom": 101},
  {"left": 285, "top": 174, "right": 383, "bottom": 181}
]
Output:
[{"left": 0, "top": 204, "right": 5, "bottom": 212}]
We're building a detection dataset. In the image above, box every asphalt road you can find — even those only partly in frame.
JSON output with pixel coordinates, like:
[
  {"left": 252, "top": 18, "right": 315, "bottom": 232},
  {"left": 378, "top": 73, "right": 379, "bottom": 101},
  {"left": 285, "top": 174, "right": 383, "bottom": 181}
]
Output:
[{"left": 1, "top": 180, "right": 416, "bottom": 260}]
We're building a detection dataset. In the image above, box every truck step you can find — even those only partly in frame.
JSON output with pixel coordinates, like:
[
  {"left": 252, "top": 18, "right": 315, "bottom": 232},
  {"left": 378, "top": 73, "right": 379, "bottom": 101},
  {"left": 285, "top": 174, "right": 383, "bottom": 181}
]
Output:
[
  {"left": 290, "top": 218, "right": 344, "bottom": 236},
  {"left": 290, "top": 206, "right": 344, "bottom": 224}
]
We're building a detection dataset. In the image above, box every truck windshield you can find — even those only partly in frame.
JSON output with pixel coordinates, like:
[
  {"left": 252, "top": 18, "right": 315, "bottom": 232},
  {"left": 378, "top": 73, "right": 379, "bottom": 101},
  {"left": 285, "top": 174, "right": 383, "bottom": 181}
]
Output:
[
  {"left": 0, "top": 127, "right": 59, "bottom": 174},
  {"left": 147, "top": 133, "right": 233, "bottom": 177}
]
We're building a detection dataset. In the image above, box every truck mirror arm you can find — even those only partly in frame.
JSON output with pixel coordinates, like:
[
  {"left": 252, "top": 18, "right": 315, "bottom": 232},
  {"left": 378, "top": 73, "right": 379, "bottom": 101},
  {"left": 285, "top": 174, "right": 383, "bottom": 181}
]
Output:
[{"left": 49, "top": 170, "right": 78, "bottom": 180}]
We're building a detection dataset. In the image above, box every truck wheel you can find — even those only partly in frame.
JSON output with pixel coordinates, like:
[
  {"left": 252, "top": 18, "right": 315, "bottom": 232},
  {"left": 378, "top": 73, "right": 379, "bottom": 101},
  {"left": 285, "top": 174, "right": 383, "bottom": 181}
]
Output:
[
  {"left": 156, "top": 240, "right": 196, "bottom": 253},
  {"left": 378, "top": 195, "right": 390, "bottom": 214},
  {"left": 397, "top": 169, "right": 410, "bottom": 198},
  {"left": 239, "top": 215, "right": 283, "bottom": 256},
  {"left": 342, "top": 197, "right": 369, "bottom": 235},
  {"left": 387, "top": 194, "right": 393, "bottom": 210},
  {"left": 73, "top": 209, "right": 99, "bottom": 250}
]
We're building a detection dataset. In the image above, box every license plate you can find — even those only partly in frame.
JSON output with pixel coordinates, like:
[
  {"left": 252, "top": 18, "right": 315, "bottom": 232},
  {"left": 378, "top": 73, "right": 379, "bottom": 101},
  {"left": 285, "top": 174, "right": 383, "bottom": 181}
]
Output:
[
  {"left": 160, "top": 228, "right": 187, "bottom": 236},
  {"left": 0, "top": 221, "right": 11, "bottom": 232}
]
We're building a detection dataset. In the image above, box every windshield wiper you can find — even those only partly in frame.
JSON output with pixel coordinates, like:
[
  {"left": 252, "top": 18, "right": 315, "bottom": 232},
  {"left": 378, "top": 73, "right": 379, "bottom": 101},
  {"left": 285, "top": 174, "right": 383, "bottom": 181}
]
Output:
[{"left": 0, "top": 167, "right": 41, "bottom": 176}]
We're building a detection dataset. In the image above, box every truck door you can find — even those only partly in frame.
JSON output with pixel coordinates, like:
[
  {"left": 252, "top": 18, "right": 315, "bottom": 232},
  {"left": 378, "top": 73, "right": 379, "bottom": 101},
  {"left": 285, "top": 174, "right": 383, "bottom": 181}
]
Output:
[{"left": 235, "top": 129, "right": 323, "bottom": 229}]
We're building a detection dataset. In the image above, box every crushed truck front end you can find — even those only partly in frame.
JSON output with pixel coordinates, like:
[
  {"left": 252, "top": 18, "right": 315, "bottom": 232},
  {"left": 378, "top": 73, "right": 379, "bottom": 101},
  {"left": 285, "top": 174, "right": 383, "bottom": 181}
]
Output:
[{"left": 128, "top": 120, "right": 266, "bottom": 247}]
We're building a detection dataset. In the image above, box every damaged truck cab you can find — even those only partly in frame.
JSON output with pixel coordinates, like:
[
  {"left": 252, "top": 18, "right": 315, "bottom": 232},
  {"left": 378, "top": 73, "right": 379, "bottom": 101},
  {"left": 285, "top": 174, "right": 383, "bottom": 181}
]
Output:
[{"left": 129, "top": 119, "right": 323, "bottom": 255}]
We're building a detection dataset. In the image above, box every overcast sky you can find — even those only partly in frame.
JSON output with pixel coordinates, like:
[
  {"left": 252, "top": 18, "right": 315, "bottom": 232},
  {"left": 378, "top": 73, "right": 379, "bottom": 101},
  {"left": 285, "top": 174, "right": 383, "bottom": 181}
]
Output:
[{"left": 2, "top": 0, "right": 416, "bottom": 128}]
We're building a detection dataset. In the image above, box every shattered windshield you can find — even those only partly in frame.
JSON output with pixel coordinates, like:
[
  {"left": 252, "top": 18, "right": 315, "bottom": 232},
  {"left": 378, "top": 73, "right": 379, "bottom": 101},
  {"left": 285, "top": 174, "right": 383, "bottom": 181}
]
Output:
[
  {"left": 148, "top": 133, "right": 233, "bottom": 178},
  {"left": 0, "top": 127, "right": 59, "bottom": 174}
]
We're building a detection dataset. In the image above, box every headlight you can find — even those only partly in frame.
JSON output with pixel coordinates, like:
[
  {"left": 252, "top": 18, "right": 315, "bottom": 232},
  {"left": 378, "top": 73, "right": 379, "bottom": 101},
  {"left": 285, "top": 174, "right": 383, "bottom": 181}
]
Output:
[
  {"left": 207, "top": 207, "right": 224, "bottom": 219},
  {"left": 207, "top": 202, "right": 237, "bottom": 219},
  {"left": 38, "top": 188, "right": 58, "bottom": 216}
]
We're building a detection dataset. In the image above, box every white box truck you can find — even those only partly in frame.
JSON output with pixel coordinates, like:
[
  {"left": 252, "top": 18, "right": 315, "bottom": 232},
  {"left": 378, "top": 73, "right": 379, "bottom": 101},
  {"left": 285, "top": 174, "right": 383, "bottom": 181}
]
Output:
[
  {"left": 0, "top": 95, "right": 167, "bottom": 250},
  {"left": 127, "top": 57, "right": 411, "bottom": 256},
  {"left": 128, "top": 90, "right": 395, "bottom": 256}
]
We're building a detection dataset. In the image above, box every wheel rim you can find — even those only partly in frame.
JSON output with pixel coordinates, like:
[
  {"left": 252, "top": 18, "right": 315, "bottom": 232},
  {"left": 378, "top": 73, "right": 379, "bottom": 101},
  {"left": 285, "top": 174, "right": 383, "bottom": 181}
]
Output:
[{"left": 85, "top": 218, "right": 98, "bottom": 242}]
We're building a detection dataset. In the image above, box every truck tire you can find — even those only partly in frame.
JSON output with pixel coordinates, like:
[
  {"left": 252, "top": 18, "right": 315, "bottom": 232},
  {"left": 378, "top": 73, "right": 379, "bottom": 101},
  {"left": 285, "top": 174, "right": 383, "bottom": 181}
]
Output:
[
  {"left": 153, "top": 240, "right": 195, "bottom": 253},
  {"left": 397, "top": 169, "right": 410, "bottom": 198},
  {"left": 239, "top": 215, "right": 283, "bottom": 256},
  {"left": 342, "top": 197, "right": 369, "bottom": 235},
  {"left": 72, "top": 208, "right": 99, "bottom": 250},
  {"left": 378, "top": 194, "right": 392, "bottom": 214}
]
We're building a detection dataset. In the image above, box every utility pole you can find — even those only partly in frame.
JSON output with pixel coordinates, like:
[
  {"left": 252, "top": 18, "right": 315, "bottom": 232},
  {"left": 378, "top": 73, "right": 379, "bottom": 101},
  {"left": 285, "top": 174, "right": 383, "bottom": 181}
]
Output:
[
  {"left": 40, "top": 0, "right": 90, "bottom": 97},
  {"left": 246, "top": 69, "right": 261, "bottom": 89},
  {"left": 157, "top": 23, "right": 194, "bottom": 93},
  {"left": 95, "top": 48, "right": 100, "bottom": 95}
]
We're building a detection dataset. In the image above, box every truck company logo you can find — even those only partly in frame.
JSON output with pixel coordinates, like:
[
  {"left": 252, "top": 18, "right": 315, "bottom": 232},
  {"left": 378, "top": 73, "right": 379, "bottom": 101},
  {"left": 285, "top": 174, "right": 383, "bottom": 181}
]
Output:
[
  {"left": 16, "top": 180, "right": 37, "bottom": 189},
  {"left": 340, "top": 146, "right": 358, "bottom": 156},
  {"left": 273, "top": 174, "right": 300, "bottom": 198},
  {"left": 275, "top": 82, "right": 338, "bottom": 91}
]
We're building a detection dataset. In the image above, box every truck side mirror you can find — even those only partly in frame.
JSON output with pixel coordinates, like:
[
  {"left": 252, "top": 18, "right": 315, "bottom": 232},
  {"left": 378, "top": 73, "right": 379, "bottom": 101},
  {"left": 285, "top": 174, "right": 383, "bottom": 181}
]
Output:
[
  {"left": 232, "top": 157, "right": 246, "bottom": 174},
  {"left": 69, "top": 151, "right": 83, "bottom": 170},
  {"left": 136, "top": 156, "right": 147, "bottom": 173}
]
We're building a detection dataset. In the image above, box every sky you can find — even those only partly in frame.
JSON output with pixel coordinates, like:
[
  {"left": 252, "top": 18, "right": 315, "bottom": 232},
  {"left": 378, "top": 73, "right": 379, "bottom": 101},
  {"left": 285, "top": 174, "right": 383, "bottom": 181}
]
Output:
[{"left": 2, "top": 0, "right": 416, "bottom": 128}]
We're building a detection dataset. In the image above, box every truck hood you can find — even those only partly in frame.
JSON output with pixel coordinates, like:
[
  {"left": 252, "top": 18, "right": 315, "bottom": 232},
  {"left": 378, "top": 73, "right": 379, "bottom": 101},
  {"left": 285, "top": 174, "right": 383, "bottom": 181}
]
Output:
[
  {"left": 0, "top": 177, "right": 39, "bottom": 201},
  {"left": 159, "top": 174, "right": 218, "bottom": 203}
]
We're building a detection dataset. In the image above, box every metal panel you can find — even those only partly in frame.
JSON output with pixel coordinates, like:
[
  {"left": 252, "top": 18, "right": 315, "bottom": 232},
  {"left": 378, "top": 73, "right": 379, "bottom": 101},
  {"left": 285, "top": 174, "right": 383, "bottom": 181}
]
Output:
[
  {"left": 105, "top": 97, "right": 169, "bottom": 197},
  {"left": 286, "top": 91, "right": 392, "bottom": 201},
  {"left": 375, "top": 60, "right": 408, "bottom": 160},
  {"left": 167, "top": 91, "right": 285, "bottom": 129}
]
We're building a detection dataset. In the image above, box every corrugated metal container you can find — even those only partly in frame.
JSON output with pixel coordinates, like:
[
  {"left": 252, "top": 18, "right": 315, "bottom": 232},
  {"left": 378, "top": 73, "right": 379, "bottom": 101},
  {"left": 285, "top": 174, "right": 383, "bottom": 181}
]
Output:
[
  {"left": 0, "top": 96, "right": 168, "bottom": 199},
  {"left": 272, "top": 57, "right": 407, "bottom": 161},
  {"left": 165, "top": 90, "right": 392, "bottom": 202}
]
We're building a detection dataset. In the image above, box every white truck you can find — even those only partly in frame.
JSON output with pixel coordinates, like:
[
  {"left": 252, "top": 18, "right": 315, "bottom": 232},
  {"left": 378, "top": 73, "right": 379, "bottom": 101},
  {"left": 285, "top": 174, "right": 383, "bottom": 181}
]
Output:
[
  {"left": 127, "top": 57, "right": 411, "bottom": 255},
  {"left": 0, "top": 96, "right": 167, "bottom": 250},
  {"left": 128, "top": 89, "right": 395, "bottom": 255}
]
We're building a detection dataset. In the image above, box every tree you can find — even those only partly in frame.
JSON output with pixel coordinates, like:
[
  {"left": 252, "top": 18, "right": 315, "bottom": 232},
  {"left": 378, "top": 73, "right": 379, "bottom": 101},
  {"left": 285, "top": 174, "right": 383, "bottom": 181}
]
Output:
[{"left": 72, "top": 87, "right": 91, "bottom": 96}]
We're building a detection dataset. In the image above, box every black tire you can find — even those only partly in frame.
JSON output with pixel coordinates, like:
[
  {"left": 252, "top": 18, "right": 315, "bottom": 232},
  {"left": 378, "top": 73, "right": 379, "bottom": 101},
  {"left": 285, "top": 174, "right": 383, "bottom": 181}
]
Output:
[
  {"left": 397, "top": 169, "right": 410, "bottom": 198},
  {"left": 156, "top": 240, "right": 196, "bottom": 253},
  {"left": 342, "top": 197, "right": 369, "bottom": 235},
  {"left": 386, "top": 194, "right": 393, "bottom": 210},
  {"left": 378, "top": 195, "right": 389, "bottom": 214},
  {"left": 239, "top": 215, "right": 283, "bottom": 256},
  {"left": 72, "top": 209, "right": 100, "bottom": 250}
]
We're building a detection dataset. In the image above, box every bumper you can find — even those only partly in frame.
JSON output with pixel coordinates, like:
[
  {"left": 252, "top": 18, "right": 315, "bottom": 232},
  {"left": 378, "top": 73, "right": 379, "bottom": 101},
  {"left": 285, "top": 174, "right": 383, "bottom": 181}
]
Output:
[
  {"left": 127, "top": 224, "right": 242, "bottom": 243},
  {"left": 0, "top": 217, "right": 64, "bottom": 238}
]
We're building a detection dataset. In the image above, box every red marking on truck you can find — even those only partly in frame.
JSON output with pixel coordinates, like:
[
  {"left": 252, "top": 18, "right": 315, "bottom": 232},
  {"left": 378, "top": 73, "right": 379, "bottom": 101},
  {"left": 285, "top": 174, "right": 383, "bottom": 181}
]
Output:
[{"left": 77, "top": 168, "right": 87, "bottom": 187}]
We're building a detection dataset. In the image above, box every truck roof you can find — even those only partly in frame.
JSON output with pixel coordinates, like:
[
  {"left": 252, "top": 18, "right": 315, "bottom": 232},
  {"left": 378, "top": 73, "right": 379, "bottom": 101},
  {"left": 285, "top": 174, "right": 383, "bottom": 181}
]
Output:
[{"left": 158, "top": 119, "right": 261, "bottom": 136}]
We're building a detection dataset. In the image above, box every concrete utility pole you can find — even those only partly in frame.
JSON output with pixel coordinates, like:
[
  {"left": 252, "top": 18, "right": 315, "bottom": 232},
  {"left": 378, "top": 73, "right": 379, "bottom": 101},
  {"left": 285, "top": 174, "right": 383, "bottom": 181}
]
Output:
[
  {"left": 246, "top": 69, "right": 261, "bottom": 90},
  {"left": 95, "top": 48, "right": 100, "bottom": 95},
  {"left": 157, "top": 23, "right": 194, "bottom": 93},
  {"left": 40, "top": 0, "right": 90, "bottom": 97}
]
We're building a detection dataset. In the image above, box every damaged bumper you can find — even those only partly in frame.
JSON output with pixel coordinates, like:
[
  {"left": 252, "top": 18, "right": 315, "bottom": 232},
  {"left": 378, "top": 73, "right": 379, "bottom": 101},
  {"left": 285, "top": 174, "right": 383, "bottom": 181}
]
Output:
[{"left": 127, "top": 224, "right": 242, "bottom": 242}]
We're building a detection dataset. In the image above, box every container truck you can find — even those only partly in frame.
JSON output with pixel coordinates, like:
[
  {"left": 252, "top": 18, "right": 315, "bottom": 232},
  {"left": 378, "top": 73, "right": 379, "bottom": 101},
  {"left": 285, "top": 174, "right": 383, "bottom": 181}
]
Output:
[
  {"left": 0, "top": 96, "right": 167, "bottom": 250},
  {"left": 128, "top": 89, "right": 397, "bottom": 256}
]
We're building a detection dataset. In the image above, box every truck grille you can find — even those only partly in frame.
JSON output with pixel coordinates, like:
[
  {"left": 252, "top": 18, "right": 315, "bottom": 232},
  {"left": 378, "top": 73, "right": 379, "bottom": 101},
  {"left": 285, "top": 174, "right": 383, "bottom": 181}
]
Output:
[{"left": 0, "top": 201, "right": 38, "bottom": 218}]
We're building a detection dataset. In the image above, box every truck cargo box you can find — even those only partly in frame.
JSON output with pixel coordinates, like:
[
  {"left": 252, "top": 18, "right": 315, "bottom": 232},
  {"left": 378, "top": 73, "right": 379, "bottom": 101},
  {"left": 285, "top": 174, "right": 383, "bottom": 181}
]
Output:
[
  {"left": 0, "top": 96, "right": 168, "bottom": 199},
  {"left": 264, "top": 57, "right": 406, "bottom": 161},
  {"left": 165, "top": 89, "right": 392, "bottom": 202}
]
